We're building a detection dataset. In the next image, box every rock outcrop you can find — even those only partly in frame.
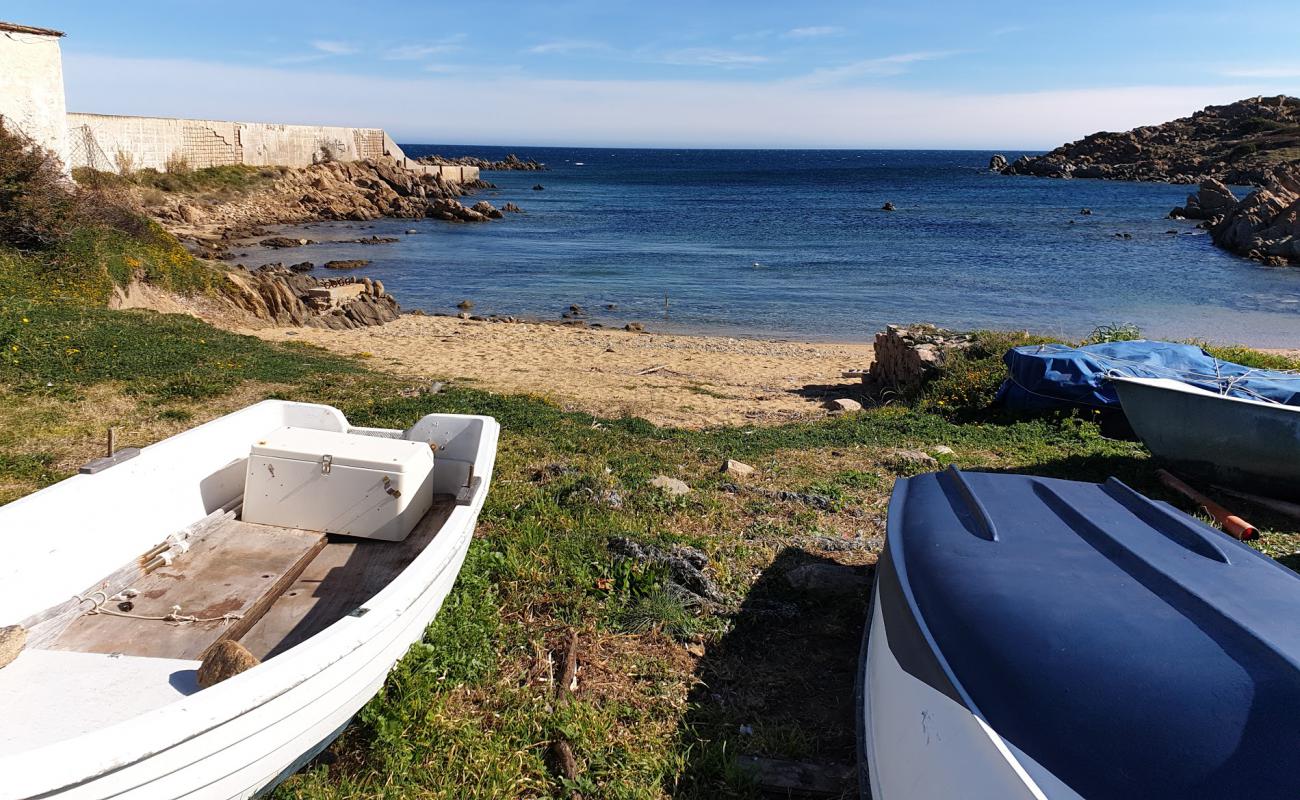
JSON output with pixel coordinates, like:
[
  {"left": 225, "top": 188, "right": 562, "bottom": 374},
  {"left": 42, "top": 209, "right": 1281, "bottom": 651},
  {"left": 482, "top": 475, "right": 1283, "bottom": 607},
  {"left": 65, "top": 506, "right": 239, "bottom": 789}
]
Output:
[
  {"left": 416, "top": 153, "right": 546, "bottom": 171},
  {"left": 152, "top": 157, "right": 497, "bottom": 244},
  {"left": 866, "top": 324, "right": 972, "bottom": 395},
  {"left": 1001, "top": 95, "right": 1300, "bottom": 185},
  {"left": 1197, "top": 165, "right": 1300, "bottom": 265},
  {"left": 428, "top": 198, "right": 500, "bottom": 222},
  {"left": 988, "top": 154, "right": 1008, "bottom": 172},
  {"left": 1170, "top": 178, "right": 1239, "bottom": 220},
  {"left": 222, "top": 263, "right": 401, "bottom": 329}
]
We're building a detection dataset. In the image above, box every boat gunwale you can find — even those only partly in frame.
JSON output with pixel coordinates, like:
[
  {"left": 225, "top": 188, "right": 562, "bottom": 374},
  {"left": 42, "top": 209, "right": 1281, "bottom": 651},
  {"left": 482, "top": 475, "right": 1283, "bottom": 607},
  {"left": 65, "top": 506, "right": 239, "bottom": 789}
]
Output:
[
  {"left": 1110, "top": 375, "right": 1300, "bottom": 414},
  {"left": 0, "top": 407, "right": 499, "bottom": 797}
]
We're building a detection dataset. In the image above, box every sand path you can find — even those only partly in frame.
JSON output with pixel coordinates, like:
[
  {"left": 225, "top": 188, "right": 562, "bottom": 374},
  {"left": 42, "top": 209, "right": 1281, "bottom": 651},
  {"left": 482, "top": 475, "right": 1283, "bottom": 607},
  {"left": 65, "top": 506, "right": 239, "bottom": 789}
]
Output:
[{"left": 251, "top": 316, "right": 875, "bottom": 428}]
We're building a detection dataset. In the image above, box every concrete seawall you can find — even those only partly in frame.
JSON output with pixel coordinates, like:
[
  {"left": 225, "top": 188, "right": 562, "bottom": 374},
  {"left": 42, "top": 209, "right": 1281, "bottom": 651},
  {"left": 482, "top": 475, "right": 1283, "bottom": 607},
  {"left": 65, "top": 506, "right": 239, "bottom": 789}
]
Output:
[{"left": 65, "top": 112, "right": 477, "bottom": 182}]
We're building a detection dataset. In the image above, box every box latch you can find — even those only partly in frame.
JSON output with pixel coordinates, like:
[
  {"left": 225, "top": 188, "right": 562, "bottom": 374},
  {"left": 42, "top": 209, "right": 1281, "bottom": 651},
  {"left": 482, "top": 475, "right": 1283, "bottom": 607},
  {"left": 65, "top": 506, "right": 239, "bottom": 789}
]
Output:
[{"left": 320, "top": 454, "right": 333, "bottom": 475}]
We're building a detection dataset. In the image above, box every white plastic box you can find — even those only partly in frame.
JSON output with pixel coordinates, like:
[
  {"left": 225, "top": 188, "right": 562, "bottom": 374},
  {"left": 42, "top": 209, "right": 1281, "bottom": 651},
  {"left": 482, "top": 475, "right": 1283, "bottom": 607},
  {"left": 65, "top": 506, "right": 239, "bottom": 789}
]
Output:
[{"left": 242, "top": 427, "right": 435, "bottom": 541}]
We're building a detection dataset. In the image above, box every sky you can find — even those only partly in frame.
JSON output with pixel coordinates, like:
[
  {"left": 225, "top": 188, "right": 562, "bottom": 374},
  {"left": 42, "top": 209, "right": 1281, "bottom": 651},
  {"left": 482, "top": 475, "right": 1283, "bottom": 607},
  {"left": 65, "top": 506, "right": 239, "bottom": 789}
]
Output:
[{"left": 9, "top": 0, "right": 1300, "bottom": 148}]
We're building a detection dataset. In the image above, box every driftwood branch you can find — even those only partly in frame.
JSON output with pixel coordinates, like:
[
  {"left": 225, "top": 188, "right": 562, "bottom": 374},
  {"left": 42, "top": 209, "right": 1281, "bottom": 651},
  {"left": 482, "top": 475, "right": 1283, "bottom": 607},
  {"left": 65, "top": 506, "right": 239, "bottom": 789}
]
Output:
[{"left": 546, "top": 631, "right": 582, "bottom": 799}]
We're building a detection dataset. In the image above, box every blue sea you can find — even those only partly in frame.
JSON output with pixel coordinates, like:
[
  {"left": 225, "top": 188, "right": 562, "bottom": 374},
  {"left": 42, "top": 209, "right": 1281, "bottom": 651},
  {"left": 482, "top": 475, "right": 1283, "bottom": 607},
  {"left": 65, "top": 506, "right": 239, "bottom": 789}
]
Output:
[{"left": 240, "top": 146, "right": 1300, "bottom": 346}]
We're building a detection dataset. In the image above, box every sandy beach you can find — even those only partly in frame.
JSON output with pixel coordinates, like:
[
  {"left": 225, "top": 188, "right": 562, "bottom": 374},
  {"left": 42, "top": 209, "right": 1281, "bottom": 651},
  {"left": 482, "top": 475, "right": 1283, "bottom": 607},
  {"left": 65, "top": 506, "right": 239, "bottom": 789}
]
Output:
[{"left": 251, "top": 316, "right": 875, "bottom": 428}]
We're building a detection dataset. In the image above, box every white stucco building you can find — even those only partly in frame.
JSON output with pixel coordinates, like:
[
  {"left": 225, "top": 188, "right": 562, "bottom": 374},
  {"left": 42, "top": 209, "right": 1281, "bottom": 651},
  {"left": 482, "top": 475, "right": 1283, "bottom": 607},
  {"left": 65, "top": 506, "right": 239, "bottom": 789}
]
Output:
[{"left": 0, "top": 21, "right": 69, "bottom": 170}]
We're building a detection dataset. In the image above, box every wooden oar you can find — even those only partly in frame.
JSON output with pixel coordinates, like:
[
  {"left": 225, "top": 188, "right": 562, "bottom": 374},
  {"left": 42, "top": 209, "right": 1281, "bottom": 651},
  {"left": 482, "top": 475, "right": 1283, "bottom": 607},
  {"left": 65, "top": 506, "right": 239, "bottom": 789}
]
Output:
[
  {"left": 1212, "top": 485, "right": 1300, "bottom": 525},
  {"left": 1156, "top": 469, "right": 1258, "bottom": 540}
]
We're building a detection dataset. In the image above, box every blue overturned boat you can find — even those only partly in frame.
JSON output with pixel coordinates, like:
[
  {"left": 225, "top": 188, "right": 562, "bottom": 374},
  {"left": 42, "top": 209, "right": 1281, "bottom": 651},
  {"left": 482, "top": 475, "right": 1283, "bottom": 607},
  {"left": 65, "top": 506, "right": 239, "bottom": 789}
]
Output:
[{"left": 860, "top": 466, "right": 1300, "bottom": 799}]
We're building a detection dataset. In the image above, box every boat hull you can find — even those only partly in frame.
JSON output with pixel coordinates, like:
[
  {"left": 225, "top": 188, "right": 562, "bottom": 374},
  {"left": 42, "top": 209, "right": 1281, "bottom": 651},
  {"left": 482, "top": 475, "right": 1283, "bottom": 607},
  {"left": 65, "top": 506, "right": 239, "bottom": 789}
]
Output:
[
  {"left": 861, "top": 467, "right": 1300, "bottom": 799},
  {"left": 1113, "top": 376, "right": 1300, "bottom": 499},
  {"left": 860, "top": 539, "right": 1081, "bottom": 800}
]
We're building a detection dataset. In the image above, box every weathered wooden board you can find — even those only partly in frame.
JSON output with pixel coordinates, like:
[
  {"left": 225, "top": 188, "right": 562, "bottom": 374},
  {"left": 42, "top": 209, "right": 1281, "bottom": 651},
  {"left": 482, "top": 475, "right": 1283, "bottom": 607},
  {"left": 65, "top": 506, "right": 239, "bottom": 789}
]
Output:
[
  {"left": 20, "top": 508, "right": 236, "bottom": 649},
  {"left": 51, "top": 518, "right": 325, "bottom": 660},
  {"left": 240, "top": 496, "right": 455, "bottom": 660}
]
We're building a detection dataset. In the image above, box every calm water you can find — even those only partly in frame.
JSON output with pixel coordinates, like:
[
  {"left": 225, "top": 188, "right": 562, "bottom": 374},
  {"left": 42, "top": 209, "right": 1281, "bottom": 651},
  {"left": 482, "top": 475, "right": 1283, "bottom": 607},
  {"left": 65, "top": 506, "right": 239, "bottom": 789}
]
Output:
[{"left": 239, "top": 146, "right": 1300, "bottom": 346}]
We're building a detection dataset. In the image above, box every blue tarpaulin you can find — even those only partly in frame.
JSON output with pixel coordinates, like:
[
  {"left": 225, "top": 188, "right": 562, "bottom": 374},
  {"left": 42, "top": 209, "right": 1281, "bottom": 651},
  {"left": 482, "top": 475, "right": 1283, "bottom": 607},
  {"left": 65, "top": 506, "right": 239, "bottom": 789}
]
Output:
[{"left": 996, "top": 340, "right": 1300, "bottom": 411}]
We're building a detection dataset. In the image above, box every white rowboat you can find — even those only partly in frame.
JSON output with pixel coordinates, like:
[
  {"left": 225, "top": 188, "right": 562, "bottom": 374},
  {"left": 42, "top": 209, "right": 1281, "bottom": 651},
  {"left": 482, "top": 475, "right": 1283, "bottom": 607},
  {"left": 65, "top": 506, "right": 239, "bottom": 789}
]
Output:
[
  {"left": 1111, "top": 375, "right": 1300, "bottom": 499},
  {"left": 0, "top": 400, "right": 498, "bottom": 799}
]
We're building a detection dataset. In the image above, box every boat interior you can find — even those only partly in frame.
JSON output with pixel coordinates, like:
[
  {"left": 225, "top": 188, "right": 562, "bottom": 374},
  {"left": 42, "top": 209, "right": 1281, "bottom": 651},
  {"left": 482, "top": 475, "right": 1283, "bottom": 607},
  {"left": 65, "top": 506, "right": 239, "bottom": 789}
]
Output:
[
  {"left": 0, "top": 403, "right": 491, "bottom": 756},
  {"left": 24, "top": 495, "right": 459, "bottom": 662},
  {"left": 0, "top": 493, "right": 460, "bottom": 754}
]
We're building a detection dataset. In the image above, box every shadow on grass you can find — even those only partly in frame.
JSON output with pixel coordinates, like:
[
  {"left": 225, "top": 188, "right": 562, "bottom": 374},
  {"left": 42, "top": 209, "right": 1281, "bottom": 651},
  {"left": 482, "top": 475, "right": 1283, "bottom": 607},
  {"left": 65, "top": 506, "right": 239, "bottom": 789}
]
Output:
[
  {"left": 981, "top": 450, "right": 1155, "bottom": 488},
  {"left": 785, "top": 381, "right": 870, "bottom": 405},
  {"left": 674, "top": 547, "right": 872, "bottom": 799}
]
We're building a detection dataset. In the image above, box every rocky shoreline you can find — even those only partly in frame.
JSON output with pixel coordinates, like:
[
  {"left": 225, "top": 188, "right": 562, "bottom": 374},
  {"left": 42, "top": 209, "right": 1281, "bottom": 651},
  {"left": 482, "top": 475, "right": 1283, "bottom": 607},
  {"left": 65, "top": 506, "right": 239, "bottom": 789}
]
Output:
[
  {"left": 146, "top": 156, "right": 511, "bottom": 259},
  {"left": 133, "top": 156, "right": 531, "bottom": 329},
  {"left": 995, "top": 95, "right": 1300, "bottom": 185},
  {"left": 415, "top": 153, "right": 546, "bottom": 171},
  {"left": 1174, "top": 165, "right": 1300, "bottom": 266}
]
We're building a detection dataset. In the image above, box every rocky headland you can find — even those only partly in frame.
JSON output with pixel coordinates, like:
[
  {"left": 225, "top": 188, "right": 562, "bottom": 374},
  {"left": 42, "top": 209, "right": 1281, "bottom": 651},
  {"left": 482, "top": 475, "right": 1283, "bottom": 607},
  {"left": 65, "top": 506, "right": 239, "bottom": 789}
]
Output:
[
  {"left": 416, "top": 153, "right": 546, "bottom": 171},
  {"left": 118, "top": 156, "right": 526, "bottom": 329},
  {"left": 1174, "top": 164, "right": 1300, "bottom": 265},
  {"left": 996, "top": 95, "right": 1300, "bottom": 185},
  {"left": 146, "top": 157, "right": 503, "bottom": 255}
]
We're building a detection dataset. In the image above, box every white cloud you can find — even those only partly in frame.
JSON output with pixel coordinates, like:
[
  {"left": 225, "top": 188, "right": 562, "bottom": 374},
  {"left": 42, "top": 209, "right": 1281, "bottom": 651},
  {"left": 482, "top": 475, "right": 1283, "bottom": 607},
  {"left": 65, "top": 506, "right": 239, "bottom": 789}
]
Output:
[
  {"left": 660, "top": 48, "right": 768, "bottom": 67},
  {"left": 385, "top": 43, "right": 464, "bottom": 61},
  {"left": 802, "top": 50, "right": 964, "bottom": 83},
  {"left": 527, "top": 40, "right": 610, "bottom": 55},
  {"left": 785, "top": 26, "right": 844, "bottom": 38},
  {"left": 1220, "top": 64, "right": 1300, "bottom": 78},
  {"left": 990, "top": 25, "right": 1026, "bottom": 36},
  {"left": 60, "top": 53, "right": 1273, "bottom": 150},
  {"left": 310, "top": 40, "right": 357, "bottom": 56}
]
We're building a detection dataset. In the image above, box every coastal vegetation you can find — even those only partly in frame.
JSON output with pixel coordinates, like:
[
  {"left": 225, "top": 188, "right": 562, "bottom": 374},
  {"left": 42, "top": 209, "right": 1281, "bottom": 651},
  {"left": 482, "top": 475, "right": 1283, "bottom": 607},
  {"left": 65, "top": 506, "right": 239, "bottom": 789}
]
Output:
[
  {"left": 5, "top": 124, "right": 1300, "bottom": 798},
  {"left": 74, "top": 163, "right": 284, "bottom": 205}
]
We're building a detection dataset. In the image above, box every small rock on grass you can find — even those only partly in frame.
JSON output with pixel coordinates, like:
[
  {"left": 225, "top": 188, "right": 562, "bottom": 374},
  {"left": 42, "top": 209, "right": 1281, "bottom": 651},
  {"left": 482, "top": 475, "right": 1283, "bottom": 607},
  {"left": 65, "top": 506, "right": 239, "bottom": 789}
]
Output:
[
  {"left": 887, "top": 449, "right": 939, "bottom": 469},
  {"left": 650, "top": 475, "right": 691, "bottom": 496},
  {"left": 721, "top": 459, "right": 755, "bottom": 476},
  {"left": 932, "top": 445, "right": 955, "bottom": 456},
  {"left": 0, "top": 625, "right": 27, "bottom": 669},
  {"left": 824, "top": 398, "right": 863, "bottom": 413}
]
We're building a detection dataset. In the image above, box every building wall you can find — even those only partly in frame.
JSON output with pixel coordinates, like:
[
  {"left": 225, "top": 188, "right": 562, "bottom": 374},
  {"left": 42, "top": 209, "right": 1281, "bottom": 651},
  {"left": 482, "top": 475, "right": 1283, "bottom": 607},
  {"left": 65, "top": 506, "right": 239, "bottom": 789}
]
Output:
[
  {"left": 64, "top": 113, "right": 478, "bottom": 182},
  {"left": 66, "top": 113, "right": 385, "bottom": 172},
  {"left": 0, "top": 29, "right": 69, "bottom": 170}
]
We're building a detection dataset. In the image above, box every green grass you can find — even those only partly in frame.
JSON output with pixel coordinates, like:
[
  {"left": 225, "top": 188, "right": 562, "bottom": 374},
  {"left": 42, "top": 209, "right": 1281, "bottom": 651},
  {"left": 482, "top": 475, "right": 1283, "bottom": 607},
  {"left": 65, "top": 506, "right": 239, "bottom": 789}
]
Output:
[
  {"left": 0, "top": 219, "right": 219, "bottom": 307},
  {"left": 2, "top": 298, "right": 1298, "bottom": 797},
  {"left": 74, "top": 164, "right": 283, "bottom": 196}
]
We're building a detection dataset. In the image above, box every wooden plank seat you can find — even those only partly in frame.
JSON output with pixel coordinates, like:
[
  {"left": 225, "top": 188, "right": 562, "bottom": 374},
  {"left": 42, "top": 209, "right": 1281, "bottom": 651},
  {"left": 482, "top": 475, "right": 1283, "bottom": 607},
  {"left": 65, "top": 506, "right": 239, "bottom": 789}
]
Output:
[
  {"left": 49, "top": 516, "right": 326, "bottom": 661},
  {"left": 240, "top": 495, "right": 456, "bottom": 660}
]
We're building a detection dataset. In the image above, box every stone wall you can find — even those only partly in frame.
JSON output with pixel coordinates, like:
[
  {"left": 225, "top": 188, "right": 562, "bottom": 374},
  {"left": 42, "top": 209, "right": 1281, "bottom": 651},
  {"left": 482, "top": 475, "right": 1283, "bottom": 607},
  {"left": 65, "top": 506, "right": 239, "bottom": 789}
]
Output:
[
  {"left": 867, "top": 324, "right": 972, "bottom": 394},
  {"left": 65, "top": 113, "right": 479, "bottom": 182},
  {"left": 0, "top": 24, "right": 69, "bottom": 172}
]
